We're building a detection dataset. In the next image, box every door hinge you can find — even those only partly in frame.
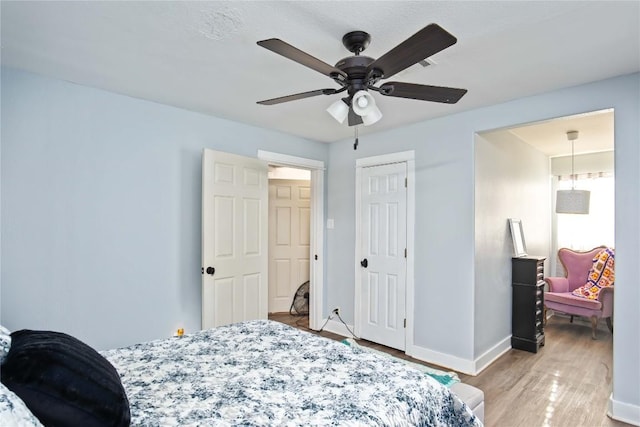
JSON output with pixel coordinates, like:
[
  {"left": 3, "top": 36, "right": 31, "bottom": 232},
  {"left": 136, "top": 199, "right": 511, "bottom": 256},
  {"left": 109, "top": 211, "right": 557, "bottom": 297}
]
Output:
[
  {"left": 405, "top": 177, "right": 407, "bottom": 188},
  {"left": 404, "top": 318, "right": 407, "bottom": 328},
  {"left": 404, "top": 248, "right": 407, "bottom": 258}
]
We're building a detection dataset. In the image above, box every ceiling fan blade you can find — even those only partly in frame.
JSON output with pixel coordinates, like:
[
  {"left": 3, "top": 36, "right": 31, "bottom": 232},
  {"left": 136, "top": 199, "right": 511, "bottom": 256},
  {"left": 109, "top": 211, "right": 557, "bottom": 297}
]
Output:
[
  {"left": 257, "top": 88, "right": 337, "bottom": 105},
  {"left": 379, "top": 82, "right": 467, "bottom": 104},
  {"left": 348, "top": 108, "right": 363, "bottom": 126},
  {"left": 367, "top": 24, "right": 457, "bottom": 80},
  {"left": 258, "top": 38, "right": 347, "bottom": 80}
]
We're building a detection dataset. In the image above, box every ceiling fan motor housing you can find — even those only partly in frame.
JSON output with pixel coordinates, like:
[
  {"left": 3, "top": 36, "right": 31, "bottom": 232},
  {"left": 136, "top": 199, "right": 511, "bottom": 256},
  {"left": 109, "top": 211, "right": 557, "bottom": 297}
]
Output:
[{"left": 334, "top": 55, "right": 375, "bottom": 94}]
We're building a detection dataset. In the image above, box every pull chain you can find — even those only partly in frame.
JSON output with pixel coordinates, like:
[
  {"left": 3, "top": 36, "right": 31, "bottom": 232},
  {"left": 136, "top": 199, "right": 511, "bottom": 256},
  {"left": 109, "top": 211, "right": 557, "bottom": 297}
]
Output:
[{"left": 353, "top": 126, "right": 359, "bottom": 150}]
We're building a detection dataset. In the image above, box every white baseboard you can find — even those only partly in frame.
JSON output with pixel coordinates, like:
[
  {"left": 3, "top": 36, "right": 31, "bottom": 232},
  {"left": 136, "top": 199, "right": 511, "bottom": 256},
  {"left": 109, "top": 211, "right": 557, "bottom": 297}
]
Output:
[
  {"left": 322, "top": 320, "right": 478, "bottom": 374},
  {"left": 407, "top": 344, "right": 476, "bottom": 375},
  {"left": 321, "top": 318, "right": 355, "bottom": 339},
  {"left": 608, "top": 394, "right": 640, "bottom": 426},
  {"left": 473, "top": 336, "right": 512, "bottom": 375},
  {"left": 407, "top": 336, "right": 510, "bottom": 376},
  {"left": 322, "top": 320, "right": 508, "bottom": 376}
]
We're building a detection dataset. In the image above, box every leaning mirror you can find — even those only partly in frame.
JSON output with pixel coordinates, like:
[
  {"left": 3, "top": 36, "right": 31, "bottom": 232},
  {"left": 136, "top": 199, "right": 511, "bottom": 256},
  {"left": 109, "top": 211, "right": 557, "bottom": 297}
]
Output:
[{"left": 508, "top": 218, "right": 527, "bottom": 257}]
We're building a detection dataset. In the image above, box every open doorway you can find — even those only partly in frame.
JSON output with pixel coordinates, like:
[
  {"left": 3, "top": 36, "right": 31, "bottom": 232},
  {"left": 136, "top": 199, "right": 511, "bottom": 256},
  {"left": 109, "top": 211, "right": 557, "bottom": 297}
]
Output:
[
  {"left": 473, "top": 108, "right": 614, "bottom": 370},
  {"left": 258, "top": 150, "right": 325, "bottom": 331},
  {"left": 201, "top": 149, "right": 324, "bottom": 330},
  {"left": 267, "top": 166, "right": 311, "bottom": 326},
  {"left": 505, "top": 109, "right": 615, "bottom": 277}
]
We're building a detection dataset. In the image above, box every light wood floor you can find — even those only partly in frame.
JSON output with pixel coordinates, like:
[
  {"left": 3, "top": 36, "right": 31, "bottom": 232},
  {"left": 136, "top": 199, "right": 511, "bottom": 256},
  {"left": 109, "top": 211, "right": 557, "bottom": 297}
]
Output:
[{"left": 269, "top": 312, "right": 629, "bottom": 427}]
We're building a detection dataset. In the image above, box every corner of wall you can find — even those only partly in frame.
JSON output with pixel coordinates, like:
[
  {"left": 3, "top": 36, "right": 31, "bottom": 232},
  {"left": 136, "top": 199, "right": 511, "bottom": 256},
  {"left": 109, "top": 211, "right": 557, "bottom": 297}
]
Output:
[
  {"left": 472, "top": 336, "right": 512, "bottom": 375},
  {"left": 608, "top": 394, "right": 640, "bottom": 426},
  {"left": 408, "top": 335, "right": 511, "bottom": 376},
  {"left": 407, "top": 344, "right": 476, "bottom": 376}
]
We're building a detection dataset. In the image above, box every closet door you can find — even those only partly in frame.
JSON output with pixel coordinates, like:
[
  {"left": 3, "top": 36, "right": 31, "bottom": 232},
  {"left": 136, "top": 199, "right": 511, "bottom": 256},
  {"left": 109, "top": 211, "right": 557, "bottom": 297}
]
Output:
[
  {"left": 268, "top": 179, "right": 311, "bottom": 313},
  {"left": 358, "top": 162, "right": 407, "bottom": 351}
]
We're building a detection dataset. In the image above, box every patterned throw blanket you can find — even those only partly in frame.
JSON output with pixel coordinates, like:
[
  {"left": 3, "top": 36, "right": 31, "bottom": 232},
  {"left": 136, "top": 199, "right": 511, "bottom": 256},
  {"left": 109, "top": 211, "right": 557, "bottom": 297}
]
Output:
[
  {"left": 572, "top": 247, "right": 615, "bottom": 299},
  {"left": 341, "top": 338, "right": 460, "bottom": 387},
  {"left": 102, "top": 320, "right": 481, "bottom": 426}
]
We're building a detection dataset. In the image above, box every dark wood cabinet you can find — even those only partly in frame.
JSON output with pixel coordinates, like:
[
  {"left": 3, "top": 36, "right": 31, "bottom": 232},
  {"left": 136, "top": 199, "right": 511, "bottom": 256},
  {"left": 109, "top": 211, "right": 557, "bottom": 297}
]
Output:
[{"left": 511, "top": 256, "right": 546, "bottom": 353}]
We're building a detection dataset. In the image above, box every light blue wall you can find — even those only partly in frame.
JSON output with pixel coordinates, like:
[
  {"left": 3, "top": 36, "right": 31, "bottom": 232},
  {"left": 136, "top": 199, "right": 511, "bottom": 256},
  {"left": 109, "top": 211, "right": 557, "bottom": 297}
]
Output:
[
  {"left": 474, "top": 131, "right": 551, "bottom": 356},
  {"left": 0, "top": 67, "right": 328, "bottom": 350},
  {"left": 325, "top": 73, "right": 639, "bottom": 412},
  {"left": 327, "top": 118, "right": 476, "bottom": 359},
  {"left": 2, "top": 66, "right": 638, "bottom": 418}
]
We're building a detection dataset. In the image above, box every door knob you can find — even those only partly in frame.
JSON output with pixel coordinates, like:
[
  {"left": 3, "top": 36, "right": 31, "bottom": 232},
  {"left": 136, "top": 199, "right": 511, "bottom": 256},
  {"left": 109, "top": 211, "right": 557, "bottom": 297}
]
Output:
[
  {"left": 206, "top": 267, "right": 215, "bottom": 276},
  {"left": 360, "top": 258, "right": 368, "bottom": 268}
]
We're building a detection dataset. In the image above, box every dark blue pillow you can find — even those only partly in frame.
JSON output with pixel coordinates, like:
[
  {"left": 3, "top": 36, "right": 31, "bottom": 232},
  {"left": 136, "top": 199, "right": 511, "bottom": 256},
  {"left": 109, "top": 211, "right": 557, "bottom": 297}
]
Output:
[{"left": 0, "top": 330, "right": 130, "bottom": 427}]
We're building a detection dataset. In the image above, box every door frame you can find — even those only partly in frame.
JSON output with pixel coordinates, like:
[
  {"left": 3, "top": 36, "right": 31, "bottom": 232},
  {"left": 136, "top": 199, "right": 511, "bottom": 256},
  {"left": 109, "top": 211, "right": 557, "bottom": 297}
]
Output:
[
  {"left": 354, "top": 150, "right": 415, "bottom": 353},
  {"left": 258, "top": 150, "right": 325, "bottom": 330}
]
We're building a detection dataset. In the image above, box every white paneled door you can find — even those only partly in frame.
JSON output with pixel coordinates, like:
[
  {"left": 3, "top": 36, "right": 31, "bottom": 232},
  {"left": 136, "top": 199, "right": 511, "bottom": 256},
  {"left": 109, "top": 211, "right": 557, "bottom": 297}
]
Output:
[
  {"left": 202, "top": 149, "right": 268, "bottom": 329},
  {"left": 358, "top": 162, "right": 407, "bottom": 350},
  {"left": 268, "top": 179, "right": 311, "bottom": 313}
]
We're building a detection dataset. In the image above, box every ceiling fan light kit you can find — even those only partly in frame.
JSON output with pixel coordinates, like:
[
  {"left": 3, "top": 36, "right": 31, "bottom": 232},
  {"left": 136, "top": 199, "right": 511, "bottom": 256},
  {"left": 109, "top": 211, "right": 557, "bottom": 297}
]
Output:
[
  {"left": 351, "top": 90, "right": 382, "bottom": 126},
  {"left": 256, "top": 23, "right": 467, "bottom": 130},
  {"left": 326, "top": 99, "right": 349, "bottom": 123},
  {"left": 556, "top": 130, "right": 591, "bottom": 214},
  {"left": 361, "top": 106, "right": 383, "bottom": 126}
]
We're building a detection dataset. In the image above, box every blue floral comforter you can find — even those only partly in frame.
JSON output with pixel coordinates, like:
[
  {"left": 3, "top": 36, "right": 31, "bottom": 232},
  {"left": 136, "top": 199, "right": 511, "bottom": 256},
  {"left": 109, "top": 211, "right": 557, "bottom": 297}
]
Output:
[{"left": 102, "top": 320, "right": 481, "bottom": 426}]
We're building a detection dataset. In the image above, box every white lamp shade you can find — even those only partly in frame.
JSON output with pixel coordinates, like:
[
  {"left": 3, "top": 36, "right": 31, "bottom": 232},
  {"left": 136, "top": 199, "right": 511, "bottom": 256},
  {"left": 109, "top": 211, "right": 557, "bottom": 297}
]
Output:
[
  {"left": 326, "top": 99, "right": 349, "bottom": 123},
  {"left": 361, "top": 104, "right": 382, "bottom": 126},
  {"left": 351, "top": 90, "right": 382, "bottom": 126},
  {"left": 556, "top": 189, "right": 590, "bottom": 214},
  {"left": 351, "top": 90, "right": 376, "bottom": 116}
]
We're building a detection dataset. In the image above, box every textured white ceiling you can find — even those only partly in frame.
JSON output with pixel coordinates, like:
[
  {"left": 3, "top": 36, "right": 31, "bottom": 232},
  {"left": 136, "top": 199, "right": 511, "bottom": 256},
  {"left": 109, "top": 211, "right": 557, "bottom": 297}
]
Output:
[{"left": 1, "top": 1, "right": 638, "bottom": 151}]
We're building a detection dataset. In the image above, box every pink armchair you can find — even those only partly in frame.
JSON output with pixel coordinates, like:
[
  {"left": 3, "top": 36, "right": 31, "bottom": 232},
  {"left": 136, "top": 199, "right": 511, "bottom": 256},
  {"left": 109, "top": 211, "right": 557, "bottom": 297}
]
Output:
[{"left": 544, "top": 246, "right": 614, "bottom": 339}]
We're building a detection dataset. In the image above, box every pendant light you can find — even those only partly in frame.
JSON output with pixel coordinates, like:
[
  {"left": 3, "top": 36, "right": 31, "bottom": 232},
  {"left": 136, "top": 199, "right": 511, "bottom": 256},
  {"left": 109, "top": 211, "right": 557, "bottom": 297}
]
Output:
[{"left": 555, "top": 130, "right": 590, "bottom": 214}]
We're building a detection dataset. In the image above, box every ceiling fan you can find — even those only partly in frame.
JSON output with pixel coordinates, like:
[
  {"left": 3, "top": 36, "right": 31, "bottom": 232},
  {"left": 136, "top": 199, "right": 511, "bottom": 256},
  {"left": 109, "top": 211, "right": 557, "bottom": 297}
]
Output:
[{"left": 256, "top": 23, "right": 467, "bottom": 127}]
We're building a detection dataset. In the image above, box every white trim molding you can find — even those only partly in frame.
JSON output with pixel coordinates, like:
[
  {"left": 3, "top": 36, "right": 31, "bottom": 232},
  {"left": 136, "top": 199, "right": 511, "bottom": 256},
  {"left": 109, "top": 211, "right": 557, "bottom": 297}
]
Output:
[
  {"left": 405, "top": 157, "right": 416, "bottom": 353},
  {"left": 258, "top": 150, "right": 325, "bottom": 170},
  {"left": 408, "top": 344, "right": 476, "bottom": 376},
  {"left": 322, "top": 318, "right": 355, "bottom": 339},
  {"left": 609, "top": 394, "right": 640, "bottom": 426},
  {"left": 355, "top": 150, "right": 416, "bottom": 168},
  {"left": 473, "top": 336, "right": 512, "bottom": 375},
  {"left": 406, "top": 337, "right": 511, "bottom": 376},
  {"left": 257, "top": 150, "right": 325, "bottom": 331},
  {"left": 308, "top": 168, "right": 324, "bottom": 331}
]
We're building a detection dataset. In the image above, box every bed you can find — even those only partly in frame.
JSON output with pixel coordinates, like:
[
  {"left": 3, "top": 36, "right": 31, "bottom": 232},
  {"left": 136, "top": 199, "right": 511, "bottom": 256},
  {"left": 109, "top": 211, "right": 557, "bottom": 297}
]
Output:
[{"left": 1, "top": 320, "right": 482, "bottom": 426}]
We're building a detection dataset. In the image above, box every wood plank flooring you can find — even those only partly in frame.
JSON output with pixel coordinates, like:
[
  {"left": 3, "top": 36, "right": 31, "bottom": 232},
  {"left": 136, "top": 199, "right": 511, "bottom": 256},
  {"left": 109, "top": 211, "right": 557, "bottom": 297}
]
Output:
[{"left": 269, "top": 312, "right": 629, "bottom": 427}]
